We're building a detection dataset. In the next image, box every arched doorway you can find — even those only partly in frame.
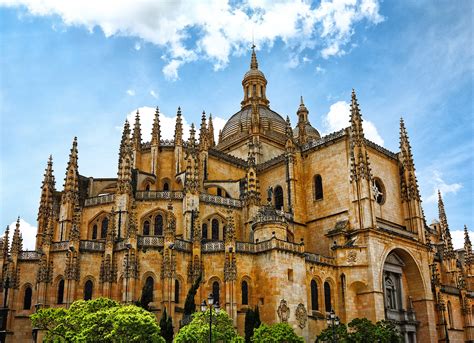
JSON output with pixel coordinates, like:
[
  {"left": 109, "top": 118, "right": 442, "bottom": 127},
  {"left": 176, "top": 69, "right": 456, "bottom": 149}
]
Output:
[{"left": 382, "top": 249, "right": 432, "bottom": 342}]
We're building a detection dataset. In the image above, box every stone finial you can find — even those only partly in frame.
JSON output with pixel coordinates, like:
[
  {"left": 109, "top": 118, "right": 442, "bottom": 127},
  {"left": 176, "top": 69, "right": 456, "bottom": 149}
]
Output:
[
  {"left": 151, "top": 106, "right": 161, "bottom": 145},
  {"left": 199, "top": 111, "right": 208, "bottom": 151},
  {"left": 174, "top": 107, "right": 183, "bottom": 146},
  {"left": 38, "top": 155, "right": 56, "bottom": 221},
  {"left": 117, "top": 120, "right": 133, "bottom": 194},
  {"left": 132, "top": 109, "right": 142, "bottom": 151},
  {"left": 349, "top": 89, "right": 364, "bottom": 145},
  {"left": 62, "top": 137, "right": 79, "bottom": 202},
  {"left": 464, "top": 225, "right": 472, "bottom": 264},
  {"left": 11, "top": 217, "right": 23, "bottom": 255},
  {"left": 208, "top": 114, "right": 215, "bottom": 147},
  {"left": 438, "top": 190, "right": 454, "bottom": 258}
]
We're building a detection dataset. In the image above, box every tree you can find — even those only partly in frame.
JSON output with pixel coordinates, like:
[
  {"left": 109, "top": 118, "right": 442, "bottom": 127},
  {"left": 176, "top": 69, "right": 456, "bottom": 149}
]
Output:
[
  {"left": 252, "top": 323, "right": 304, "bottom": 343},
  {"left": 174, "top": 308, "right": 244, "bottom": 343},
  {"left": 30, "top": 297, "right": 165, "bottom": 343},
  {"left": 244, "top": 306, "right": 261, "bottom": 342},
  {"left": 159, "top": 307, "right": 174, "bottom": 343},
  {"left": 184, "top": 273, "right": 202, "bottom": 316},
  {"left": 316, "top": 318, "right": 401, "bottom": 343}
]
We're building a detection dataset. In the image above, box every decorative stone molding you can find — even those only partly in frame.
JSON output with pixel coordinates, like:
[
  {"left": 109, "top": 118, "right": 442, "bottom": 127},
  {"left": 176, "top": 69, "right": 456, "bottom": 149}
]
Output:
[
  {"left": 295, "top": 303, "right": 307, "bottom": 329},
  {"left": 277, "top": 299, "right": 290, "bottom": 323}
]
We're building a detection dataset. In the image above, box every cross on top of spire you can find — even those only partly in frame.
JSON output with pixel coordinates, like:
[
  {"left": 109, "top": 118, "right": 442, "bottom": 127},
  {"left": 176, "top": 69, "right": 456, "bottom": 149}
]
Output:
[{"left": 250, "top": 44, "right": 258, "bottom": 70}]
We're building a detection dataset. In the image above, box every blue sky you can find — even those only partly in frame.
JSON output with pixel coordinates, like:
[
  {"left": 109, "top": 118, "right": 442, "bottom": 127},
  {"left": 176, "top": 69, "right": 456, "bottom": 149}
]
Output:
[{"left": 0, "top": 0, "right": 472, "bottom": 250}]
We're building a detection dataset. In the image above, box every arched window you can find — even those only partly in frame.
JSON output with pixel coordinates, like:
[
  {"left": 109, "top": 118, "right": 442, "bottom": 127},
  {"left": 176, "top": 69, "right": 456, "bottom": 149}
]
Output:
[
  {"left": 154, "top": 215, "right": 163, "bottom": 236},
  {"left": 145, "top": 276, "right": 154, "bottom": 302},
  {"left": 447, "top": 301, "right": 454, "bottom": 328},
  {"left": 163, "top": 182, "right": 170, "bottom": 191},
  {"left": 92, "top": 225, "right": 98, "bottom": 240},
  {"left": 84, "top": 280, "right": 93, "bottom": 301},
  {"left": 372, "top": 178, "right": 385, "bottom": 205},
  {"left": 314, "top": 175, "right": 323, "bottom": 200},
  {"left": 57, "top": 279, "right": 65, "bottom": 304},
  {"left": 101, "top": 218, "right": 108, "bottom": 239},
  {"left": 311, "top": 280, "right": 319, "bottom": 311},
  {"left": 23, "top": 286, "right": 32, "bottom": 310},
  {"left": 241, "top": 280, "right": 249, "bottom": 305},
  {"left": 253, "top": 84, "right": 256, "bottom": 97},
  {"left": 143, "top": 220, "right": 150, "bottom": 235},
  {"left": 145, "top": 184, "right": 150, "bottom": 191},
  {"left": 175, "top": 280, "right": 180, "bottom": 304},
  {"left": 217, "top": 188, "right": 222, "bottom": 197},
  {"left": 211, "top": 219, "right": 219, "bottom": 240},
  {"left": 202, "top": 224, "right": 208, "bottom": 240},
  {"left": 212, "top": 281, "right": 220, "bottom": 305},
  {"left": 274, "top": 186, "right": 284, "bottom": 210},
  {"left": 324, "top": 281, "right": 331, "bottom": 312}
]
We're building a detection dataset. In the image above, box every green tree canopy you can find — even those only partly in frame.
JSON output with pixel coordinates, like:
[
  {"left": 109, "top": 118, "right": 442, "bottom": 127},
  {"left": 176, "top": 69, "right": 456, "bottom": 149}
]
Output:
[
  {"left": 316, "top": 318, "right": 401, "bottom": 343},
  {"left": 174, "top": 308, "right": 244, "bottom": 343},
  {"left": 251, "top": 323, "right": 304, "bottom": 343},
  {"left": 30, "top": 297, "right": 165, "bottom": 343}
]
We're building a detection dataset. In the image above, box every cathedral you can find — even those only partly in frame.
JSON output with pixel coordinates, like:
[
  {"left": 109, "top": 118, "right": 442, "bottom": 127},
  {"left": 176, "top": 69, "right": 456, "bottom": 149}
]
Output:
[{"left": 0, "top": 48, "right": 472, "bottom": 342}]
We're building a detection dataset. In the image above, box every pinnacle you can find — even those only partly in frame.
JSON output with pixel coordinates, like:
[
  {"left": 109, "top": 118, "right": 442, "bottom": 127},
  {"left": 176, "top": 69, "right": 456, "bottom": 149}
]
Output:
[{"left": 250, "top": 45, "right": 258, "bottom": 70}]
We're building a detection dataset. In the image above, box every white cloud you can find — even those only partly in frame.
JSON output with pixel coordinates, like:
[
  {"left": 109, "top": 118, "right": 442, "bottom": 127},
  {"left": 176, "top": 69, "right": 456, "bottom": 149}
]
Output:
[
  {"left": 322, "top": 100, "right": 384, "bottom": 145},
  {"left": 134, "top": 42, "right": 141, "bottom": 51},
  {"left": 315, "top": 65, "right": 325, "bottom": 73},
  {"left": 424, "top": 170, "right": 462, "bottom": 204},
  {"left": 0, "top": 218, "right": 37, "bottom": 251},
  {"left": 1, "top": 0, "right": 384, "bottom": 79},
  {"left": 124, "top": 107, "right": 226, "bottom": 143},
  {"left": 452, "top": 229, "right": 474, "bottom": 250},
  {"left": 126, "top": 89, "right": 135, "bottom": 96},
  {"left": 149, "top": 90, "right": 158, "bottom": 99}
]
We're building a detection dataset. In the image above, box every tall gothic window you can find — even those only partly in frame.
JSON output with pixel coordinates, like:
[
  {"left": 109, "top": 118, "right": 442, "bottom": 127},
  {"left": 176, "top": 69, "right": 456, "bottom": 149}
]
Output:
[
  {"left": 23, "top": 286, "right": 32, "bottom": 310},
  {"left": 57, "top": 279, "right": 65, "bottom": 304},
  {"left": 324, "top": 282, "right": 332, "bottom": 312},
  {"left": 154, "top": 215, "right": 163, "bottom": 235},
  {"left": 314, "top": 175, "right": 323, "bottom": 200},
  {"left": 143, "top": 220, "right": 150, "bottom": 235},
  {"left": 101, "top": 217, "right": 108, "bottom": 239},
  {"left": 175, "top": 280, "right": 180, "bottom": 304},
  {"left": 212, "top": 281, "right": 220, "bottom": 305},
  {"left": 84, "top": 280, "right": 93, "bottom": 301},
  {"left": 274, "top": 186, "right": 284, "bottom": 210},
  {"left": 92, "top": 225, "right": 98, "bottom": 240},
  {"left": 211, "top": 219, "right": 219, "bottom": 240},
  {"left": 145, "top": 183, "right": 150, "bottom": 191},
  {"left": 241, "top": 281, "right": 249, "bottom": 305},
  {"left": 163, "top": 182, "right": 170, "bottom": 191},
  {"left": 202, "top": 224, "right": 208, "bottom": 240},
  {"left": 145, "top": 276, "right": 154, "bottom": 303},
  {"left": 311, "top": 280, "right": 319, "bottom": 311}
]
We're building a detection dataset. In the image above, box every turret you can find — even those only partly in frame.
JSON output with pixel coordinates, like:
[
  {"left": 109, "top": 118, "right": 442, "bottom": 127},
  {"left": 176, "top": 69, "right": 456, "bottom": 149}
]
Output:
[
  {"left": 37, "top": 155, "right": 56, "bottom": 250},
  {"left": 241, "top": 45, "right": 269, "bottom": 109},
  {"left": 60, "top": 137, "right": 80, "bottom": 241},
  {"left": 150, "top": 107, "right": 161, "bottom": 176},
  {"left": 399, "top": 118, "right": 424, "bottom": 241},
  {"left": 208, "top": 114, "right": 215, "bottom": 147},
  {"left": 348, "top": 90, "right": 376, "bottom": 230},
  {"left": 296, "top": 96, "right": 308, "bottom": 145},
  {"left": 132, "top": 109, "right": 142, "bottom": 168}
]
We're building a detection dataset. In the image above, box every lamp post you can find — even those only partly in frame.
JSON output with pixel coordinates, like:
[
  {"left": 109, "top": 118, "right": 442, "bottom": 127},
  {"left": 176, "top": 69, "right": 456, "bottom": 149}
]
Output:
[
  {"left": 124, "top": 243, "right": 132, "bottom": 303},
  {"left": 201, "top": 293, "right": 220, "bottom": 343},
  {"left": 326, "top": 309, "right": 340, "bottom": 343}
]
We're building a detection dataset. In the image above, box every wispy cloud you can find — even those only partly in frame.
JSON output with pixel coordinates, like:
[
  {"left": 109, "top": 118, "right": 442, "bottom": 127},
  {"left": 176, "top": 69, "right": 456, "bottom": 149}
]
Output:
[
  {"left": 424, "top": 170, "right": 462, "bottom": 204},
  {"left": 134, "top": 42, "right": 141, "bottom": 51},
  {"left": 149, "top": 90, "right": 158, "bottom": 99},
  {"left": 322, "top": 100, "right": 384, "bottom": 146},
  {"left": 126, "top": 89, "right": 135, "bottom": 96},
  {"left": 1, "top": 0, "right": 384, "bottom": 80}
]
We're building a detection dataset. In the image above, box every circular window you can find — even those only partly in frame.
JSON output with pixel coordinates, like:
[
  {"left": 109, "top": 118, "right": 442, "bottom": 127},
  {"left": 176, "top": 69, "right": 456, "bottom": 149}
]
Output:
[{"left": 372, "top": 178, "right": 385, "bottom": 205}]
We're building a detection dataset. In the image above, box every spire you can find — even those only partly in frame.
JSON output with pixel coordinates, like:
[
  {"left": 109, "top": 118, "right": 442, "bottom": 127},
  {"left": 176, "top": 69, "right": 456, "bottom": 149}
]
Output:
[
  {"left": 438, "top": 190, "right": 454, "bottom": 258},
  {"left": 62, "top": 137, "right": 79, "bottom": 202},
  {"left": 174, "top": 107, "right": 183, "bottom": 146},
  {"left": 465, "top": 225, "right": 472, "bottom": 253},
  {"left": 250, "top": 44, "right": 258, "bottom": 70},
  {"left": 11, "top": 217, "right": 23, "bottom": 255},
  {"left": 199, "top": 111, "right": 208, "bottom": 151},
  {"left": 208, "top": 114, "right": 215, "bottom": 147},
  {"left": 151, "top": 107, "right": 161, "bottom": 145},
  {"left": 38, "top": 155, "right": 56, "bottom": 221},
  {"left": 399, "top": 117, "right": 414, "bottom": 170},
  {"left": 297, "top": 96, "right": 309, "bottom": 123},
  {"left": 188, "top": 123, "right": 197, "bottom": 150},
  {"left": 399, "top": 118, "right": 420, "bottom": 201},
  {"left": 132, "top": 109, "right": 142, "bottom": 150},
  {"left": 350, "top": 89, "right": 364, "bottom": 145},
  {"left": 2, "top": 225, "right": 9, "bottom": 259},
  {"left": 285, "top": 116, "right": 293, "bottom": 139},
  {"left": 117, "top": 120, "right": 133, "bottom": 194}
]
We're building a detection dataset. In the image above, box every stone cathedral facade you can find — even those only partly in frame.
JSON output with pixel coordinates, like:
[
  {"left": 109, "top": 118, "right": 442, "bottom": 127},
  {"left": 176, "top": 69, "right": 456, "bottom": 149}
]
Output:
[{"left": 0, "top": 49, "right": 473, "bottom": 342}]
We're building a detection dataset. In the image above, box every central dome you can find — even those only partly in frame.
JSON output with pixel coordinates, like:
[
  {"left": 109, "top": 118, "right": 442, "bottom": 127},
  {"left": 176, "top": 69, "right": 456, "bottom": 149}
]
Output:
[{"left": 220, "top": 105, "right": 287, "bottom": 143}]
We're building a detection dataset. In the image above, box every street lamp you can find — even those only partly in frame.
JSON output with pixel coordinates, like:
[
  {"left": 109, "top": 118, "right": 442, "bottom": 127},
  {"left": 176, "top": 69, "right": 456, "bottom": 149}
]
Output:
[
  {"left": 124, "top": 243, "right": 132, "bottom": 303},
  {"left": 201, "top": 293, "right": 220, "bottom": 343},
  {"left": 326, "top": 310, "right": 340, "bottom": 343}
]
